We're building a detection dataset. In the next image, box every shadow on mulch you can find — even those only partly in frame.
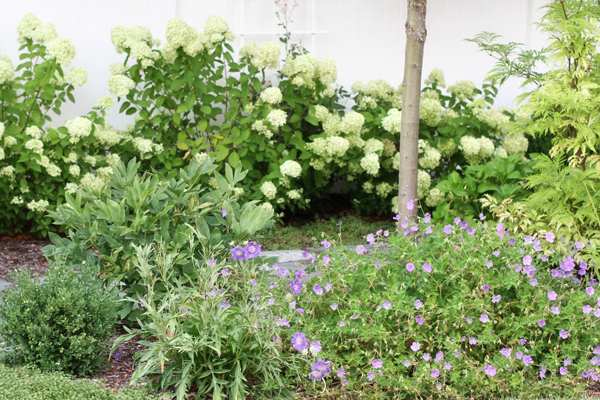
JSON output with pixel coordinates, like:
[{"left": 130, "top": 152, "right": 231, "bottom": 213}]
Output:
[{"left": 0, "top": 235, "right": 52, "bottom": 282}]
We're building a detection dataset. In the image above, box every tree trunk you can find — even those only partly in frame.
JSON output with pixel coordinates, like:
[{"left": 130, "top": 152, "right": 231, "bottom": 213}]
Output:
[{"left": 397, "top": 0, "right": 427, "bottom": 221}]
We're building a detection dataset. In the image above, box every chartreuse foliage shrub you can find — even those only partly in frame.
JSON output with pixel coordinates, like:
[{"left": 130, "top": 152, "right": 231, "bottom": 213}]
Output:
[
  {"left": 0, "top": 364, "right": 157, "bottom": 400},
  {"left": 0, "top": 257, "right": 119, "bottom": 377},
  {"left": 111, "top": 238, "right": 301, "bottom": 400},
  {"left": 470, "top": 0, "right": 600, "bottom": 270},
  {"left": 260, "top": 215, "right": 597, "bottom": 398},
  {"left": 44, "top": 157, "right": 274, "bottom": 322}
]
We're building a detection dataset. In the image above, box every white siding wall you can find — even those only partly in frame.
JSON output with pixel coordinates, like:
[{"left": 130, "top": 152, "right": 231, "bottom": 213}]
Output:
[{"left": 0, "top": 0, "right": 549, "bottom": 129}]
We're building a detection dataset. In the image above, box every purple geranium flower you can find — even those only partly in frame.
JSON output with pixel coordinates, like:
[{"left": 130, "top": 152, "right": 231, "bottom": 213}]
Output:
[
  {"left": 424, "top": 213, "right": 432, "bottom": 223},
  {"left": 460, "top": 221, "right": 468, "bottom": 230},
  {"left": 523, "top": 255, "right": 532, "bottom": 265},
  {"left": 444, "top": 362, "right": 452, "bottom": 370},
  {"left": 560, "top": 367, "right": 568, "bottom": 376},
  {"left": 403, "top": 359, "right": 411, "bottom": 367},
  {"left": 467, "top": 228, "right": 476, "bottom": 235},
  {"left": 406, "top": 263, "right": 415, "bottom": 272},
  {"left": 483, "top": 364, "right": 497, "bottom": 377},
  {"left": 414, "top": 299, "right": 423, "bottom": 309},
  {"left": 407, "top": 199, "right": 415, "bottom": 210},
  {"left": 548, "top": 291, "right": 558, "bottom": 301},
  {"left": 539, "top": 320, "right": 546, "bottom": 327},
  {"left": 480, "top": 314, "right": 489, "bottom": 323},
  {"left": 523, "top": 355, "right": 533, "bottom": 366},
  {"left": 519, "top": 338, "right": 527, "bottom": 345},
  {"left": 309, "top": 359, "right": 331, "bottom": 381},
  {"left": 383, "top": 301, "right": 391, "bottom": 310},
  {"left": 296, "top": 270, "right": 305, "bottom": 279},
  {"left": 313, "top": 284, "right": 324, "bottom": 295},
  {"left": 366, "top": 233, "right": 375, "bottom": 244},
  {"left": 221, "top": 209, "right": 228, "bottom": 218},
  {"left": 296, "top": 308, "right": 304, "bottom": 314},
  {"left": 551, "top": 306, "right": 560, "bottom": 315},
  {"left": 245, "top": 242, "right": 261, "bottom": 258},
  {"left": 501, "top": 348, "right": 511, "bottom": 357},
  {"left": 230, "top": 246, "right": 246, "bottom": 261},
  {"left": 482, "top": 285, "right": 490, "bottom": 292},
  {"left": 575, "top": 241, "right": 584, "bottom": 249},
  {"left": 431, "top": 369, "right": 440, "bottom": 379},
  {"left": 337, "top": 368, "right": 346, "bottom": 378},
  {"left": 367, "top": 371, "right": 376, "bottom": 381},
  {"left": 321, "top": 240, "right": 331, "bottom": 249},
  {"left": 323, "top": 255, "right": 330, "bottom": 265},
  {"left": 423, "top": 353, "right": 431, "bottom": 361},
  {"left": 443, "top": 225, "right": 453, "bottom": 235},
  {"left": 221, "top": 268, "right": 230, "bottom": 277},
  {"left": 310, "top": 341, "right": 322, "bottom": 354},
  {"left": 469, "top": 337, "right": 477, "bottom": 345},
  {"left": 372, "top": 359, "right": 383, "bottom": 369},
  {"left": 546, "top": 232, "right": 555, "bottom": 243},
  {"left": 415, "top": 315, "right": 424, "bottom": 325},
  {"left": 411, "top": 342, "right": 421, "bottom": 351},
  {"left": 330, "top": 303, "right": 338, "bottom": 310},
  {"left": 559, "top": 329, "right": 569, "bottom": 339},
  {"left": 290, "top": 280, "right": 303, "bottom": 295},
  {"left": 292, "top": 332, "right": 309, "bottom": 351},
  {"left": 516, "top": 351, "right": 523, "bottom": 360},
  {"left": 220, "top": 301, "right": 230, "bottom": 309},
  {"left": 530, "top": 279, "right": 538, "bottom": 287},
  {"left": 422, "top": 263, "right": 432, "bottom": 273},
  {"left": 587, "top": 287, "right": 595, "bottom": 296},
  {"left": 325, "top": 283, "right": 332, "bottom": 292},
  {"left": 584, "top": 305, "right": 593, "bottom": 314},
  {"left": 355, "top": 245, "right": 365, "bottom": 255},
  {"left": 467, "top": 317, "right": 473, "bottom": 324},
  {"left": 278, "top": 267, "right": 288, "bottom": 277}
]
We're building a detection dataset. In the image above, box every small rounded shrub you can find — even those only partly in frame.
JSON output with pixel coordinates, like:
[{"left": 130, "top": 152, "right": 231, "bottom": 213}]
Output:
[
  {"left": 0, "top": 363, "right": 157, "bottom": 400},
  {"left": 0, "top": 258, "right": 119, "bottom": 377}
]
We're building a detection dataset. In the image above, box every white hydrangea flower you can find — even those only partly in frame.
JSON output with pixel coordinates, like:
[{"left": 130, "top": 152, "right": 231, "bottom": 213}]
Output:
[
  {"left": 382, "top": 108, "right": 402, "bottom": 134},
  {"left": 96, "top": 96, "right": 114, "bottom": 109},
  {"left": 17, "top": 14, "right": 42, "bottom": 43},
  {"left": 66, "top": 117, "right": 92, "bottom": 142},
  {"left": 437, "top": 139, "right": 457, "bottom": 158},
  {"left": 358, "top": 95, "right": 377, "bottom": 110},
  {"left": 11, "top": 196, "right": 24, "bottom": 205},
  {"left": 417, "top": 170, "right": 432, "bottom": 199},
  {"left": 0, "top": 147, "right": 4, "bottom": 160},
  {"left": 63, "top": 152, "right": 78, "bottom": 163},
  {"left": 82, "top": 155, "right": 96, "bottom": 167},
  {"left": 31, "top": 22, "right": 58, "bottom": 44},
  {"left": 424, "top": 67, "right": 446, "bottom": 88},
  {"left": 27, "top": 199, "right": 49, "bottom": 213},
  {"left": 502, "top": 134, "right": 529, "bottom": 156},
  {"left": 194, "top": 152, "right": 208, "bottom": 165},
  {"left": 132, "top": 137, "right": 155, "bottom": 155},
  {"left": 261, "top": 202, "right": 273, "bottom": 212},
  {"left": 364, "top": 138, "right": 384, "bottom": 155},
  {"left": 261, "top": 181, "right": 277, "bottom": 199},
  {"left": 478, "top": 108, "right": 510, "bottom": 132},
  {"left": 341, "top": 112, "right": 365, "bottom": 135},
  {"left": 314, "top": 105, "right": 330, "bottom": 123},
  {"left": 252, "top": 42, "right": 280, "bottom": 70},
  {"left": 260, "top": 87, "right": 282, "bottom": 105},
  {"left": 448, "top": 80, "right": 475, "bottom": 101},
  {"left": 351, "top": 80, "right": 367, "bottom": 94},
  {"left": 425, "top": 187, "right": 445, "bottom": 208},
  {"left": 363, "top": 79, "right": 393, "bottom": 99},
  {"left": 110, "top": 26, "right": 129, "bottom": 53},
  {"left": 280, "top": 160, "right": 302, "bottom": 178},
  {"left": 459, "top": 135, "right": 482, "bottom": 165},
  {"left": 3, "top": 136, "right": 17, "bottom": 148},
  {"left": 46, "top": 38, "right": 76, "bottom": 66},
  {"left": 25, "top": 126, "right": 42, "bottom": 139},
  {"left": 105, "top": 153, "right": 121, "bottom": 167},
  {"left": 108, "top": 74, "right": 135, "bottom": 98},
  {"left": 284, "top": 54, "right": 318, "bottom": 88},
  {"left": 109, "top": 63, "right": 128, "bottom": 75},
  {"left": 323, "top": 113, "right": 342, "bottom": 136},
  {"left": 240, "top": 42, "right": 259, "bottom": 59},
  {"left": 65, "top": 67, "right": 87, "bottom": 87},
  {"left": 360, "top": 153, "right": 380, "bottom": 175},
  {"left": 96, "top": 167, "right": 114, "bottom": 178},
  {"left": 80, "top": 173, "right": 109, "bottom": 193},
  {"left": 376, "top": 182, "right": 393, "bottom": 198},
  {"left": 317, "top": 58, "right": 337, "bottom": 86},
  {"left": 419, "top": 97, "right": 442, "bottom": 127},
  {"left": 267, "top": 109, "right": 287, "bottom": 128},
  {"left": 25, "top": 139, "right": 43, "bottom": 154},
  {"left": 322, "top": 86, "right": 335, "bottom": 97},
  {"left": 419, "top": 147, "right": 442, "bottom": 170},
  {"left": 65, "top": 182, "right": 79, "bottom": 195},
  {"left": 251, "top": 120, "right": 273, "bottom": 139},
  {"left": 382, "top": 139, "right": 396, "bottom": 157},
  {"left": 279, "top": 176, "right": 291, "bottom": 188},
  {"left": 467, "top": 98, "right": 489, "bottom": 115},
  {"left": 94, "top": 124, "right": 122, "bottom": 146},
  {"left": 0, "top": 56, "right": 15, "bottom": 85},
  {"left": 392, "top": 152, "right": 400, "bottom": 170},
  {"left": 69, "top": 165, "right": 80, "bottom": 176},
  {"left": 310, "top": 159, "right": 326, "bottom": 170},
  {"left": 346, "top": 134, "right": 365, "bottom": 149},
  {"left": 440, "top": 108, "right": 459, "bottom": 126},
  {"left": 287, "top": 190, "right": 302, "bottom": 200},
  {"left": 0, "top": 122, "right": 4, "bottom": 139},
  {"left": 494, "top": 147, "right": 508, "bottom": 159},
  {"left": 204, "top": 15, "right": 234, "bottom": 42},
  {"left": 479, "top": 137, "right": 495, "bottom": 158},
  {"left": 45, "top": 164, "right": 61, "bottom": 177},
  {"left": 0, "top": 165, "right": 15, "bottom": 179}
]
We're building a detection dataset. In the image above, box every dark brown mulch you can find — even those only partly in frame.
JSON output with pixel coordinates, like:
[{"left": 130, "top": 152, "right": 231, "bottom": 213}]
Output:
[{"left": 0, "top": 236, "right": 52, "bottom": 282}]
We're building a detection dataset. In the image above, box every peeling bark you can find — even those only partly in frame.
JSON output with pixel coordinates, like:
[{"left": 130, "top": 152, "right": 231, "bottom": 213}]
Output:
[{"left": 397, "top": 0, "right": 427, "bottom": 221}]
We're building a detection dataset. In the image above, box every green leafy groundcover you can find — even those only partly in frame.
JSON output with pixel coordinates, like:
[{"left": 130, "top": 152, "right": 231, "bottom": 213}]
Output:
[
  {"left": 0, "top": 363, "right": 156, "bottom": 400},
  {"left": 268, "top": 215, "right": 600, "bottom": 398}
]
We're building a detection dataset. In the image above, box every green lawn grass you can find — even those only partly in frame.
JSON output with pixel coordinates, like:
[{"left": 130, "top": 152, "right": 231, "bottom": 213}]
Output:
[{"left": 258, "top": 214, "right": 397, "bottom": 251}]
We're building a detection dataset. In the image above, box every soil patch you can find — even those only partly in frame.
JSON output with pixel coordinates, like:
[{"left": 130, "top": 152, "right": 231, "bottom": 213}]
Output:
[{"left": 0, "top": 236, "right": 52, "bottom": 282}]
